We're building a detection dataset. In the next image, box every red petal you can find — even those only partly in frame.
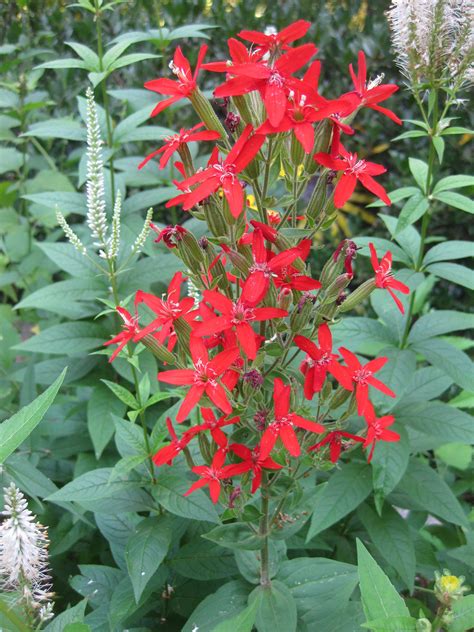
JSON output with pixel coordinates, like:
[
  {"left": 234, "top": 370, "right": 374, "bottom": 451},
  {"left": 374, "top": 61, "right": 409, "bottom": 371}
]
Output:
[
  {"left": 334, "top": 174, "right": 357, "bottom": 208},
  {"left": 177, "top": 385, "right": 205, "bottom": 422},
  {"left": 280, "top": 426, "right": 301, "bottom": 457}
]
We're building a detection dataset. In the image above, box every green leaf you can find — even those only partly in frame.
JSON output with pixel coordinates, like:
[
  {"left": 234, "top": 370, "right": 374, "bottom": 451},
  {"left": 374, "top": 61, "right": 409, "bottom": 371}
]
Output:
[
  {"left": 0, "top": 368, "right": 66, "bottom": 463},
  {"left": 44, "top": 600, "right": 88, "bottom": 632},
  {"left": 379, "top": 214, "right": 421, "bottom": 265},
  {"left": 170, "top": 537, "right": 238, "bottom": 580},
  {"left": 449, "top": 390, "right": 474, "bottom": 409},
  {"left": 395, "top": 458, "right": 468, "bottom": 527},
  {"left": 358, "top": 504, "right": 415, "bottom": 591},
  {"left": 408, "top": 310, "right": 474, "bottom": 343},
  {"left": 449, "top": 594, "right": 474, "bottom": 632},
  {"left": 392, "top": 130, "right": 427, "bottom": 140},
  {"left": 46, "top": 468, "right": 152, "bottom": 513},
  {"left": 395, "top": 401, "right": 473, "bottom": 445},
  {"left": 367, "top": 186, "right": 421, "bottom": 208},
  {"left": 306, "top": 462, "right": 372, "bottom": 540},
  {"left": 433, "top": 175, "right": 474, "bottom": 194},
  {"left": 182, "top": 580, "right": 250, "bottom": 632},
  {"left": 212, "top": 600, "right": 258, "bottom": 632},
  {"left": 152, "top": 468, "right": 219, "bottom": 523},
  {"left": 14, "top": 322, "right": 106, "bottom": 356},
  {"left": 362, "top": 616, "right": 417, "bottom": 631},
  {"left": 435, "top": 443, "right": 473, "bottom": 470},
  {"left": 371, "top": 426, "right": 409, "bottom": 500},
  {"left": 425, "top": 262, "right": 474, "bottom": 290},
  {"left": 66, "top": 41, "right": 100, "bottom": 70},
  {"left": 23, "top": 118, "right": 85, "bottom": 141},
  {"left": 95, "top": 512, "right": 141, "bottom": 570},
  {"left": 125, "top": 516, "right": 171, "bottom": 602},
  {"left": 369, "top": 348, "right": 416, "bottom": 410},
  {"left": 395, "top": 195, "right": 429, "bottom": 234},
  {"left": 0, "top": 148, "right": 23, "bottom": 173},
  {"left": 424, "top": 240, "right": 474, "bottom": 265},
  {"left": 333, "top": 317, "right": 396, "bottom": 355},
  {"left": 399, "top": 367, "right": 452, "bottom": 405},
  {"left": 101, "top": 379, "right": 139, "bottom": 409},
  {"left": 357, "top": 540, "right": 410, "bottom": 623},
  {"left": 412, "top": 338, "right": 474, "bottom": 391},
  {"left": 353, "top": 237, "right": 411, "bottom": 265},
  {"left": 432, "top": 136, "right": 445, "bottom": 163},
  {"left": 408, "top": 158, "right": 429, "bottom": 192},
  {"left": 234, "top": 541, "right": 285, "bottom": 584},
  {"left": 203, "top": 523, "right": 262, "bottom": 551},
  {"left": 276, "top": 558, "right": 358, "bottom": 629},
  {"left": 23, "top": 191, "right": 87, "bottom": 216},
  {"left": 433, "top": 191, "right": 474, "bottom": 214},
  {"left": 35, "top": 58, "right": 87, "bottom": 70},
  {"left": 36, "top": 242, "right": 98, "bottom": 277},
  {"left": 440, "top": 126, "right": 474, "bottom": 135},
  {"left": 88, "top": 384, "right": 126, "bottom": 459},
  {"left": 249, "top": 580, "right": 297, "bottom": 632},
  {"left": 16, "top": 278, "right": 105, "bottom": 318}
]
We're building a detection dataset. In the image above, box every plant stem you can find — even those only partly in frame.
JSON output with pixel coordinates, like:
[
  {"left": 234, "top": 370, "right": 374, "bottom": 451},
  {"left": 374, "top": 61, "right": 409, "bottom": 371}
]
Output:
[{"left": 259, "top": 470, "right": 270, "bottom": 587}]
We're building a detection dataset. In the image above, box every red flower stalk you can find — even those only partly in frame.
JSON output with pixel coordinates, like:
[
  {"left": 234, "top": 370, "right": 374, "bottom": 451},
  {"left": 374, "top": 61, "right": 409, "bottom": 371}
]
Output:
[
  {"left": 308, "top": 430, "right": 364, "bottom": 463},
  {"left": 193, "top": 407, "right": 240, "bottom": 445},
  {"left": 212, "top": 44, "right": 317, "bottom": 126},
  {"left": 158, "top": 336, "right": 240, "bottom": 422},
  {"left": 185, "top": 445, "right": 250, "bottom": 503},
  {"left": 242, "top": 229, "right": 309, "bottom": 306},
  {"left": 363, "top": 401, "right": 400, "bottom": 462},
  {"left": 294, "top": 324, "right": 353, "bottom": 399},
  {"left": 230, "top": 443, "right": 282, "bottom": 493},
  {"left": 134, "top": 272, "right": 195, "bottom": 348},
  {"left": 314, "top": 144, "right": 391, "bottom": 208},
  {"left": 348, "top": 51, "right": 401, "bottom": 125},
  {"left": 237, "top": 20, "right": 311, "bottom": 55},
  {"left": 153, "top": 417, "right": 198, "bottom": 466},
  {"left": 193, "top": 289, "right": 287, "bottom": 359},
  {"left": 150, "top": 223, "right": 188, "bottom": 248},
  {"left": 338, "top": 347, "right": 396, "bottom": 415},
  {"left": 369, "top": 243, "right": 410, "bottom": 314},
  {"left": 145, "top": 45, "right": 207, "bottom": 117},
  {"left": 138, "top": 123, "right": 220, "bottom": 170},
  {"left": 104, "top": 306, "right": 140, "bottom": 363},
  {"left": 166, "top": 125, "right": 265, "bottom": 218},
  {"left": 260, "top": 378, "right": 325, "bottom": 458}
]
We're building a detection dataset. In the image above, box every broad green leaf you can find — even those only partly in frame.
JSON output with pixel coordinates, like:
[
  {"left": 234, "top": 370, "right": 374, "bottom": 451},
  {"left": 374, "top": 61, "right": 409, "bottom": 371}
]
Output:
[
  {"left": 450, "top": 390, "right": 474, "bottom": 409},
  {"left": 306, "top": 462, "right": 372, "bottom": 540},
  {"left": 412, "top": 338, "right": 474, "bottom": 391},
  {"left": 234, "top": 541, "right": 285, "bottom": 584},
  {"left": 70, "top": 564, "right": 122, "bottom": 607},
  {"left": 14, "top": 322, "right": 106, "bottom": 356},
  {"left": 23, "top": 118, "right": 85, "bottom": 141},
  {"left": 16, "top": 279, "right": 105, "bottom": 317},
  {"left": 426, "top": 262, "right": 474, "bottom": 290},
  {"left": 333, "top": 317, "right": 396, "bottom": 355},
  {"left": 371, "top": 426, "right": 409, "bottom": 500},
  {"left": 36, "top": 242, "right": 99, "bottom": 277},
  {"left": 357, "top": 540, "right": 410, "bottom": 623},
  {"left": 432, "top": 136, "right": 445, "bottom": 162},
  {"left": 449, "top": 594, "right": 474, "bottom": 632},
  {"left": 277, "top": 557, "right": 358, "bottom": 629},
  {"left": 125, "top": 516, "right": 172, "bottom": 602},
  {"left": 358, "top": 504, "right": 415, "bottom": 591},
  {"left": 395, "top": 458, "right": 468, "bottom": 527},
  {"left": 0, "top": 369, "right": 66, "bottom": 463},
  {"left": 395, "top": 401, "right": 473, "bottom": 445},
  {"left": 433, "top": 175, "right": 474, "bottom": 193},
  {"left": 66, "top": 41, "right": 100, "bottom": 69},
  {"left": 23, "top": 192, "right": 87, "bottom": 216},
  {"left": 408, "top": 158, "right": 429, "bottom": 192},
  {"left": 362, "top": 616, "right": 417, "bottom": 631},
  {"left": 44, "top": 600, "right": 88, "bottom": 632},
  {"left": 367, "top": 186, "right": 421, "bottom": 208},
  {"left": 434, "top": 191, "right": 474, "bottom": 214},
  {"left": 123, "top": 186, "right": 177, "bottom": 213},
  {"left": 152, "top": 468, "right": 219, "bottom": 523},
  {"left": 95, "top": 512, "right": 141, "bottom": 570},
  {"left": 109, "top": 572, "right": 166, "bottom": 628},
  {"left": 212, "top": 600, "right": 258, "bottom": 632},
  {"left": 435, "top": 443, "right": 473, "bottom": 470},
  {"left": 423, "top": 240, "right": 474, "bottom": 265},
  {"left": 170, "top": 537, "right": 238, "bottom": 580},
  {"left": 88, "top": 384, "right": 126, "bottom": 458},
  {"left": 35, "top": 58, "right": 87, "bottom": 70},
  {"left": 182, "top": 580, "right": 250, "bottom": 632},
  {"left": 370, "top": 348, "right": 416, "bottom": 410},
  {"left": 249, "top": 580, "right": 297, "bottom": 632},
  {"left": 408, "top": 310, "right": 474, "bottom": 343},
  {"left": 395, "top": 195, "right": 428, "bottom": 234},
  {"left": 101, "top": 379, "right": 139, "bottom": 409},
  {"left": 47, "top": 468, "right": 152, "bottom": 513},
  {"left": 353, "top": 237, "right": 411, "bottom": 265},
  {"left": 203, "top": 523, "right": 262, "bottom": 551},
  {"left": 379, "top": 214, "right": 421, "bottom": 265},
  {"left": 0, "top": 596, "right": 30, "bottom": 631},
  {"left": 0, "top": 148, "right": 23, "bottom": 173}
]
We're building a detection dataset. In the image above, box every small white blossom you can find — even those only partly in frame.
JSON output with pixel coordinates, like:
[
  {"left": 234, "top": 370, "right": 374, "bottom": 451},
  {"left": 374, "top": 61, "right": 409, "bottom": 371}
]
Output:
[
  {"left": 187, "top": 274, "right": 201, "bottom": 308},
  {"left": 56, "top": 209, "right": 87, "bottom": 255},
  {"left": 131, "top": 207, "right": 153, "bottom": 254}
]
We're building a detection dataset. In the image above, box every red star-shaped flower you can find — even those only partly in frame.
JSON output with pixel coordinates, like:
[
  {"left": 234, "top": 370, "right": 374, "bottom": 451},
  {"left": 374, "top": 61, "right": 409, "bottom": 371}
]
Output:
[{"left": 369, "top": 243, "right": 410, "bottom": 314}]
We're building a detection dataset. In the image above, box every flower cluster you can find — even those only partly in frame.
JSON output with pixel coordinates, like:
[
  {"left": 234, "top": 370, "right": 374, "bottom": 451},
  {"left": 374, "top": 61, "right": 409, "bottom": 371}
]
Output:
[{"left": 105, "top": 23, "right": 408, "bottom": 505}]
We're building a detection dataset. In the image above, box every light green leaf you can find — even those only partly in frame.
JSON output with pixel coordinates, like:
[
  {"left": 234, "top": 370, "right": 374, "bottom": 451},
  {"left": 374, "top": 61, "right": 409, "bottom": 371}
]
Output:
[
  {"left": 395, "top": 195, "right": 429, "bottom": 234},
  {"left": 362, "top": 616, "right": 417, "bottom": 631},
  {"left": 66, "top": 41, "right": 100, "bottom": 70},
  {"left": 412, "top": 338, "right": 474, "bottom": 391},
  {"left": 0, "top": 148, "right": 23, "bottom": 174},
  {"left": 433, "top": 175, "right": 474, "bottom": 194},
  {"left": 23, "top": 118, "right": 85, "bottom": 141},
  {"left": 408, "top": 158, "right": 429, "bottom": 192},
  {"left": 36, "top": 242, "right": 99, "bottom": 277},
  {"left": 449, "top": 594, "right": 474, "bottom": 632},
  {"left": 425, "top": 262, "right": 474, "bottom": 290},
  {"left": 0, "top": 369, "right": 66, "bottom": 463},
  {"left": 44, "top": 600, "right": 88, "bottom": 632},
  {"left": 395, "top": 401, "right": 473, "bottom": 445},
  {"left": 423, "top": 240, "right": 474, "bottom": 265},
  {"left": 434, "top": 191, "right": 474, "bottom": 214},
  {"left": 408, "top": 310, "right": 474, "bottom": 343},
  {"left": 35, "top": 58, "right": 87, "bottom": 70},
  {"left": 203, "top": 523, "right": 262, "bottom": 551},
  {"left": 371, "top": 426, "right": 409, "bottom": 500},
  {"left": 14, "top": 322, "right": 106, "bottom": 356},
  {"left": 211, "top": 599, "right": 258, "bottom": 632},
  {"left": 435, "top": 443, "right": 473, "bottom": 470},
  {"left": 16, "top": 278, "right": 105, "bottom": 318},
  {"left": 101, "top": 379, "right": 139, "bottom": 409},
  {"left": 449, "top": 390, "right": 474, "bottom": 409}
]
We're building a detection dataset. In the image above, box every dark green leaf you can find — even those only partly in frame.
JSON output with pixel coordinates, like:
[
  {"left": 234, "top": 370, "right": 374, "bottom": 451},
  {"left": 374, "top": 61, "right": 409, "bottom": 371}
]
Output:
[
  {"left": 170, "top": 537, "right": 238, "bottom": 580},
  {"left": 182, "top": 580, "right": 250, "bottom": 632},
  {"left": 203, "top": 523, "right": 262, "bottom": 551},
  {"left": 411, "top": 338, "right": 474, "bottom": 391},
  {"left": 249, "top": 580, "right": 297, "bottom": 632},
  {"left": 88, "top": 384, "right": 126, "bottom": 458},
  {"left": 14, "top": 322, "right": 106, "bottom": 356}
]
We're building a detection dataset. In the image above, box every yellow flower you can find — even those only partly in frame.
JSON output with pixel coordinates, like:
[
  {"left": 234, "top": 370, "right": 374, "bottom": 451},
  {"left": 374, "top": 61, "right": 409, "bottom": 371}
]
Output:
[{"left": 439, "top": 575, "right": 461, "bottom": 592}]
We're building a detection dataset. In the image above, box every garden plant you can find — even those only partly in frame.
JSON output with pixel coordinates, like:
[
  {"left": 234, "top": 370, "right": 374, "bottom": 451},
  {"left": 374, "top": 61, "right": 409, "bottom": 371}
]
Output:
[{"left": 0, "top": 1, "right": 473, "bottom": 631}]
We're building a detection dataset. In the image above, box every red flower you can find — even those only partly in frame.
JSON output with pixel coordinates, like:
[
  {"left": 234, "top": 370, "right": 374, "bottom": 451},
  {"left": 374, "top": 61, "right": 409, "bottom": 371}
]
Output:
[
  {"left": 166, "top": 125, "right": 265, "bottom": 218},
  {"left": 237, "top": 20, "right": 311, "bottom": 55},
  {"left": 138, "top": 123, "right": 220, "bottom": 170},
  {"left": 230, "top": 443, "right": 282, "bottom": 493},
  {"left": 104, "top": 306, "right": 140, "bottom": 362},
  {"left": 363, "top": 401, "right": 400, "bottom": 462},
  {"left": 153, "top": 417, "right": 198, "bottom": 466},
  {"left": 134, "top": 272, "right": 195, "bottom": 348},
  {"left": 150, "top": 223, "right": 187, "bottom": 248},
  {"left": 333, "top": 239, "right": 359, "bottom": 276},
  {"left": 193, "top": 289, "right": 287, "bottom": 359},
  {"left": 338, "top": 347, "right": 396, "bottom": 415},
  {"left": 212, "top": 44, "right": 317, "bottom": 126},
  {"left": 260, "top": 378, "right": 325, "bottom": 458},
  {"left": 308, "top": 430, "right": 364, "bottom": 463},
  {"left": 348, "top": 51, "right": 401, "bottom": 125},
  {"left": 369, "top": 243, "right": 410, "bottom": 314},
  {"left": 158, "top": 336, "right": 240, "bottom": 422},
  {"left": 203, "top": 37, "right": 263, "bottom": 73},
  {"left": 241, "top": 229, "right": 307, "bottom": 306},
  {"left": 294, "top": 325, "right": 353, "bottom": 399},
  {"left": 193, "top": 407, "right": 240, "bottom": 445},
  {"left": 145, "top": 45, "right": 207, "bottom": 117},
  {"left": 314, "top": 144, "right": 391, "bottom": 208},
  {"left": 185, "top": 446, "right": 250, "bottom": 503},
  {"left": 273, "top": 239, "right": 321, "bottom": 292}
]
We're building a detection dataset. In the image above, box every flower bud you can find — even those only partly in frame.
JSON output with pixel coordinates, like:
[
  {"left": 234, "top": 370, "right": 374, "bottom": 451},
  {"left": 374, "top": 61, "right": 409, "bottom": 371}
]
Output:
[
  {"left": 277, "top": 287, "right": 293, "bottom": 310},
  {"left": 290, "top": 132, "right": 305, "bottom": 167},
  {"left": 434, "top": 570, "right": 469, "bottom": 606},
  {"left": 337, "top": 279, "right": 376, "bottom": 313},
  {"left": 189, "top": 88, "right": 228, "bottom": 139},
  {"left": 254, "top": 409, "right": 267, "bottom": 431},
  {"left": 290, "top": 294, "right": 314, "bottom": 332},
  {"left": 232, "top": 94, "right": 254, "bottom": 126},
  {"left": 142, "top": 335, "right": 176, "bottom": 364},
  {"left": 329, "top": 386, "right": 352, "bottom": 410},
  {"left": 203, "top": 202, "right": 229, "bottom": 239},
  {"left": 177, "top": 231, "right": 204, "bottom": 273},
  {"left": 225, "top": 249, "right": 250, "bottom": 277},
  {"left": 174, "top": 316, "right": 192, "bottom": 348},
  {"left": 304, "top": 120, "right": 331, "bottom": 174},
  {"left": 415, "top": 619, "right": 432, "bottom": 632},
  {"left": 225, "top": 111, "right": 241, "bottom": 134},
  {"left": 306, "top": 175, "right": 328, "bottom": 221},
  {"left": 323, "top": 273, "right": 352, "bottom": 302}
]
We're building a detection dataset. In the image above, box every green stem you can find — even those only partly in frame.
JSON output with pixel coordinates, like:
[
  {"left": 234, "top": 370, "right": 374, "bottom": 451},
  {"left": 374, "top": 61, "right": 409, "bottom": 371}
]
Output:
[
  {"left": 0, "top": 599, "right": 30, "bottom": 632},
  {"left": 259, "top": 470, "right": 270, "bottom": 587}
]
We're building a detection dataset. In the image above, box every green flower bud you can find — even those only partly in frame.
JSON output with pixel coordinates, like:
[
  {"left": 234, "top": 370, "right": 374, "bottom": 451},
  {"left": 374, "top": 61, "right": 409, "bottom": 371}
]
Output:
[
  {"left": 142, "top": 335, "right": 176, "bottom": 365},
  {"left": 189, "top": 88, "right": 228, "bottom": 139},
  {"left": 337, "top": 279, "right": 376, "bottom": 313}
]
